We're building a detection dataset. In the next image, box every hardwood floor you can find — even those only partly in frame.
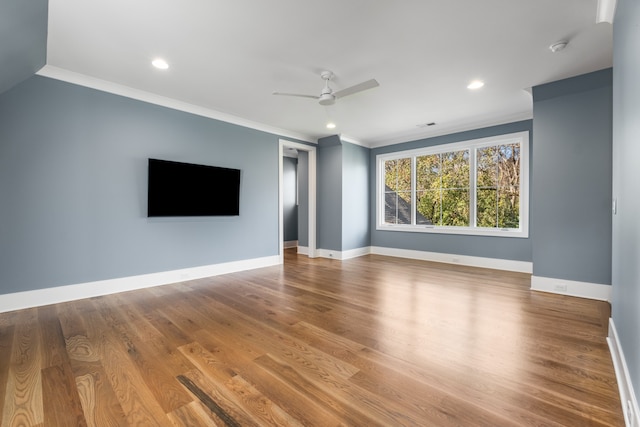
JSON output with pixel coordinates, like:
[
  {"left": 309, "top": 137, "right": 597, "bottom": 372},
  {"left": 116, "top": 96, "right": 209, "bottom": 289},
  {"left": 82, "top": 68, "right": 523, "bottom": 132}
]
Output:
[{"left": 0, "top": 250, "right": 623, "bottom": 426}]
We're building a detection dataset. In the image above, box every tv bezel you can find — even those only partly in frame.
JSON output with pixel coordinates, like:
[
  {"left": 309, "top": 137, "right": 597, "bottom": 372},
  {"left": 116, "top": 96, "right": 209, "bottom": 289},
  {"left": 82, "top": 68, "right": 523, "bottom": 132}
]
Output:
[{"left": 147, "top": 158, "right": 241, "bottom": 217}]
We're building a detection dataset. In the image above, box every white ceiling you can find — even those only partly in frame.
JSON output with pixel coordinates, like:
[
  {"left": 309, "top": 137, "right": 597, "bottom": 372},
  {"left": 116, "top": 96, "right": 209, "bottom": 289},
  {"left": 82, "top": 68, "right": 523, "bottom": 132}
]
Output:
[{"left": 42, "top": 0, "right": 612, "bottom": 147}]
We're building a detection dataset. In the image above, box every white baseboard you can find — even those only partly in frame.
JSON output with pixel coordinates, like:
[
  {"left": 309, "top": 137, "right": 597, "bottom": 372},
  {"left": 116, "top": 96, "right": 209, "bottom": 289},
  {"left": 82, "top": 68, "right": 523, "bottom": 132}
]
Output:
[
  {"left": 314, "top": 246, "right": 532, "bottom": 273},
  {"left": 0, "top": 255, "right": 281, "bottom": 313},
  {"left": 341, "top": 247, "right": 372, "bottom": 260},
  {"left": 283, "top": 240, "right": 298, "bottom": 249},
  {"left": 297, "top": 246, "right": 309, "bottom": 255},
  {"left": 608, "top": 318, "right": 640, "bottom": 427},
  {"left": 370, "top": 246, "right": 533, "bottom": 273},
  {"left": 317, "top": 247, "right": 371, "bottom": 261},
  {"left": 531, "top": 275, "right": 611, "bottom": 301},
  {"left": 316, "top": 249, "right": 337, "bottom": 259}
]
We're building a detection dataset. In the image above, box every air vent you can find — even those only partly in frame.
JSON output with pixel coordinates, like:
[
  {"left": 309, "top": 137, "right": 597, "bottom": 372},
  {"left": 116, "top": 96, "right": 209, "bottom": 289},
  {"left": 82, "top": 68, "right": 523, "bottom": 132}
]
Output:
[{"left": 417, "top": 122, "right": 436, "bottom": 128}]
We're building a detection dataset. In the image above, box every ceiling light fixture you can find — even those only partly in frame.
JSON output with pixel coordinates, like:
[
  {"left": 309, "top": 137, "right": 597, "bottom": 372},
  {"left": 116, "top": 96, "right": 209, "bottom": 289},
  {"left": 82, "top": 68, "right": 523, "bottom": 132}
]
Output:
[
  {"left": 596, "top": 0, "right": 617, "bottom": 23},
  {"left": 326, "top": 122, "right": 336, "bottom": 129},
  {"left": 152, "top": 58, "right": 169, "bottom": 70},
  {"left": 549, "top": 41, "right": 568, "bottom": 53},
  {"left": 467, "top": 80, "right": 485, "bottom": 90}
]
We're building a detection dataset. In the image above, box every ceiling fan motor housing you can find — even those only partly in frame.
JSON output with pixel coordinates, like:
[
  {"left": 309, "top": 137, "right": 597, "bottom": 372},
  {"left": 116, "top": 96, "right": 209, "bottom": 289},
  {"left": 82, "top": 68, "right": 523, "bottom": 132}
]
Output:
[{"left": 319, "top": 93, "right": 336, "bottom": 105}]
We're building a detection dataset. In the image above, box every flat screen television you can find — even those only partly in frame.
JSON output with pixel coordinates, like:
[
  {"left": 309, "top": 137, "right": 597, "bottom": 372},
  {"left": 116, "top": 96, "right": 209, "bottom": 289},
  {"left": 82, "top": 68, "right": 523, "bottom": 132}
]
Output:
[{"left": 147, "top": 158, "right": 240, "bottom": 217}]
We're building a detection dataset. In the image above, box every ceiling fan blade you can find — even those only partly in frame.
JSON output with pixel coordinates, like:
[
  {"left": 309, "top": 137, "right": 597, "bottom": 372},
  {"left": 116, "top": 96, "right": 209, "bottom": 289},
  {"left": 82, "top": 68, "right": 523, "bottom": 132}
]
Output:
[
  {"left": 334, "top": 79, "right": 379, "bottom": 99},
  {"left": 272, "top": 91, "right": 319, "bottom": 100}
]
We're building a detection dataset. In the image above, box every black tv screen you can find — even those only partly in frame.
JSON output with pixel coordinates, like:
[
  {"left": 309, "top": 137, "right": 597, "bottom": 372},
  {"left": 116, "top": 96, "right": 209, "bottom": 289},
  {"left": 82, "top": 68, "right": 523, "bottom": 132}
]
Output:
[{"left": 147, "top": 158, "right": 240, "bottom": 217}]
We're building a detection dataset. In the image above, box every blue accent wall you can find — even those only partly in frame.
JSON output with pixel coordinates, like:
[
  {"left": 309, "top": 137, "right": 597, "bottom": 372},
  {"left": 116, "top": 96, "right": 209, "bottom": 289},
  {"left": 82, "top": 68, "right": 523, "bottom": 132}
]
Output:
[
  {"left": 342, "top": 142, "right": 370, "bottom": 251},
  {"left": 316, "top": 137, "right": 371, "bottom": 252},
  {"left": 612, "top": 0, "right": 640, "bottom": 406},
  {"left": 317, "top": 135, "right": 343, "bottom": 251},
  {"left": 0, "top": 0, "right": 48, "bottom": 94},
  {"left": 532, "top": 68, "right": 612, "bottom": 285},
  {"left": 369, "top": 121, "right": 533, "bottom": 261},
  {"left": 0, "top": 76, "right": 280, "bottom": 294}
]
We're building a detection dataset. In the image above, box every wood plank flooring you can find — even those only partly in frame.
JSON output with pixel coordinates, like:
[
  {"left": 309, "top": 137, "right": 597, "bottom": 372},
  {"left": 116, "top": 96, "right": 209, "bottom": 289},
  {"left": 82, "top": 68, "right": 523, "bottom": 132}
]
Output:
[{"left": 0, "top": 250, "right": 624, "bottom": 426}]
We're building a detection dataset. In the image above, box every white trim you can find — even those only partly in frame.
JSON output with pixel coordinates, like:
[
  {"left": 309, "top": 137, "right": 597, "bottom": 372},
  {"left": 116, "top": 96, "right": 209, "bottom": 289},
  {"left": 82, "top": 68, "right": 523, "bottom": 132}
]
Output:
[
  {"left": 370, "top": 246, "right": 533, "bottom": 273},
  {"left": 297, "top": 246, "right": 309, "bottom": 255},
  {"left": 0, "top": 255, "right": 280, "bottom": 314},
  {"left": 283, "top": 240, "right": 298, "bottom": 249},
  {"left": 342, "top": 247, "right": 372, "bottom": 260},
  {"left": 318, "top": 246, "right": 364, "bottom": 261},
  {"left": 36, "top": 65, "right": 315, "bottom": 144},
  {"left": 608, "top": 318, "right": 640, "bottom": 427},
  {"left": 279, "top": 140, "right": 317, "bottom": 260},
  {"left": 316, "top": 249, "right": 342, "bottom": 260},
  {"left": 316, "top": 247, "right": 371, "bottom": 261},
  {"left": 339, "top": 134, "right": 367, "bottom": 148},
  {"left": 313, "top": 245, "right": 533, "bottom": 273},
  {"left": 375, "top": 224, "right": 529, "bottom": 238},
  {"left": 530, "top": 276, "right": 611, "bottom": 301}
]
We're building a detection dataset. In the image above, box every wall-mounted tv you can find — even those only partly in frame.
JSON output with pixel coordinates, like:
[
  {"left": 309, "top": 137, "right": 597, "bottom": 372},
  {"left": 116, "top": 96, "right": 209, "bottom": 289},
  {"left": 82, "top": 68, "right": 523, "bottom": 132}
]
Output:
[{"left": 147, "top": 158, "right": 240, "bottom": 217}]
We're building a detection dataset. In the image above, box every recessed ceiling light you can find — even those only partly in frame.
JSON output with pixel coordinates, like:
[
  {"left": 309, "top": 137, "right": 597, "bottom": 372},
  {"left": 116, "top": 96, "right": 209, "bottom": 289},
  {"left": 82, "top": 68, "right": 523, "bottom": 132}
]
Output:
[
  {"left": 549, "top": 41, "right": 568, "bottom": 53},
  {"left": 152, "top": 58, "right": 169, "bottom": 70},
  {"left": 467, "top": 80, "right": 484, "bottom": 90},
  {"left": 326, "top": 122, "right": 336, "bottom": 129}
]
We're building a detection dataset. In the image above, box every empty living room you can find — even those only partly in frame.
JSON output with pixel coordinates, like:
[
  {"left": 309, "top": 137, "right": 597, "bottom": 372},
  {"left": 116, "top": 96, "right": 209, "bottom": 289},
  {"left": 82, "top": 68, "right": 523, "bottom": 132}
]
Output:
[{"left": 0, "top": 0, "right": 638, "bottom": 426}]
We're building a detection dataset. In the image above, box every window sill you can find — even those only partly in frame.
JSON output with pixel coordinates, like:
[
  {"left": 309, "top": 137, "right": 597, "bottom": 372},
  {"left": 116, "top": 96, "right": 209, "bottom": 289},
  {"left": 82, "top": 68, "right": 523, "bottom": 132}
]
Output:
[{"left": 376, "top": 224, "right": 529, "bottom": 238}]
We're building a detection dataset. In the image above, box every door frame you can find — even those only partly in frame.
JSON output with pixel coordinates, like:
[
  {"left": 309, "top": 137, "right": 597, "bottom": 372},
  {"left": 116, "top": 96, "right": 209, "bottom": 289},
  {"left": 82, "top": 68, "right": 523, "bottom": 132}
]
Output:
[{"left": 278, "top": 139, "right": 317, "bottom": 262}]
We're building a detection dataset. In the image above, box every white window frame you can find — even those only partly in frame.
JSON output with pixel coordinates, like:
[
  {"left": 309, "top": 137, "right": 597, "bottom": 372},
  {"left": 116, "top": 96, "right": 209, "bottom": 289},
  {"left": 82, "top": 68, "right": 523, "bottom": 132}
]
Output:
[{"left": 376, "top": 131, "right": 529, "bottom": 238}]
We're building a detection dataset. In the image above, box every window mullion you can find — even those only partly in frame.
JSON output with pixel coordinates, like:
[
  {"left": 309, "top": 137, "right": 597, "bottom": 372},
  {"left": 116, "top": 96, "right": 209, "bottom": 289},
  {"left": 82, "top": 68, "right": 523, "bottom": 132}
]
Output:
[
  {"left": 411, "top": 156, "right": 416, "bottom": 225},
  {"left": 470, "top": 148, "right": 477, "bottom": 228}
]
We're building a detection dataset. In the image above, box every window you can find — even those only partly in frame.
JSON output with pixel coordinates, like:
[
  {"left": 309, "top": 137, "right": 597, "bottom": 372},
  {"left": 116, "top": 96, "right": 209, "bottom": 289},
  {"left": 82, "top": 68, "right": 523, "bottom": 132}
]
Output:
[{"left": 377, "top": 131, "right": 529, "bottom": 237}]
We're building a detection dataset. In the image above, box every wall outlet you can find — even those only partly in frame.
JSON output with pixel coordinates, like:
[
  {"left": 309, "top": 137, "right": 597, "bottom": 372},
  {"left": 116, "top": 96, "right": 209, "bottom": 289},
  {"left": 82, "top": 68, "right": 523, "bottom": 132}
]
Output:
[
  {"left": 627, "top": 400, "right": 635, "bottom": 427},
  {"left": 451, "top": 257, "right": 460, "bottom": 263},
  {"left": 554, "top": 283, "right": 568, "bottom": 292}
]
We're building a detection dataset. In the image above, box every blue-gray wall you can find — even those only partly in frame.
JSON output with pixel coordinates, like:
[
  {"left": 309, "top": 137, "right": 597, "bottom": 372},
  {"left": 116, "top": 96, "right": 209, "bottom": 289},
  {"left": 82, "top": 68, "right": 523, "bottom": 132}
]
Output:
[
  {"left": 297, "top": 151, "right": 309, "bottom": 247},
  {"left": 342, "top": 142, "right": 370, "bottom": 251},
  {"left": 317, "top": 135, "right": 343, "bottom": 251},
  {"left": 0, "top": 0, "right": 48, "bottom": 94},
  {"left": 0, "top": 76, "right": 280, "bottom": 294},
  {"left": 370, "top": 121, "right": 533, "bottom": 262},
  {"left": 612, "top": 0, "right": 640, "bottom": 406},
  {"left": 532, "top": 69, "right": 612, "bottom": 285},
  {"left": 317, "top": 137, "right": 371, "bottom": 252},
  {"left": 283, "top": 156, "right": 298, "bottom": 242}
]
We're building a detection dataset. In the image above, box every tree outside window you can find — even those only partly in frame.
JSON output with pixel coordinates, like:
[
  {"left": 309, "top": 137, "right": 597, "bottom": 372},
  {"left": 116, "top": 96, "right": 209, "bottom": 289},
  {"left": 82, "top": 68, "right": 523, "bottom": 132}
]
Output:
[{"left": 377, "top": 131, "right": 528, "bottom": 238}]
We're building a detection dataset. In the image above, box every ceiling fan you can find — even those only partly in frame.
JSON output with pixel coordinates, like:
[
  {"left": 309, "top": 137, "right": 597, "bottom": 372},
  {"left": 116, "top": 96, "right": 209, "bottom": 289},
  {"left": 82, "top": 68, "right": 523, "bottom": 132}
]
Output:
[{"left": 273, "top": 71, "right": 379, "bottom": 106}]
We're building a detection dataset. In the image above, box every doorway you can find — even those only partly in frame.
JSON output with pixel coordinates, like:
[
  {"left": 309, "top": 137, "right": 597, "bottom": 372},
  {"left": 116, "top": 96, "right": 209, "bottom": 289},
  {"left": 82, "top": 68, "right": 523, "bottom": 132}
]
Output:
[{"left": 278, "top": 139, "right": 317, "bottom": 262}]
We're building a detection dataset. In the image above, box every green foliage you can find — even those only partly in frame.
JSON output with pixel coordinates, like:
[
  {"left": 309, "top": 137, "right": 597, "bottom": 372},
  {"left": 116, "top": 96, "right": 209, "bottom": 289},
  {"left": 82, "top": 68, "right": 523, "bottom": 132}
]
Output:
[
  {"left": 384, "top": 158, "right": 412, "bottom": 224},
  {"left": 383, "top": 143, "right": 520, "bottom": 228},
  {"left": 385, "top": 158, "right": 411, "bottom": 198},
  {"left": 476, "top": 144, "right": 520, "bottom": 228},
  {"left": 416, "top": 151, "right": 469, "bottom": 226}
]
